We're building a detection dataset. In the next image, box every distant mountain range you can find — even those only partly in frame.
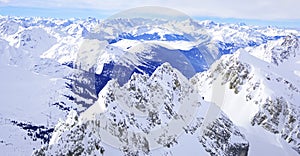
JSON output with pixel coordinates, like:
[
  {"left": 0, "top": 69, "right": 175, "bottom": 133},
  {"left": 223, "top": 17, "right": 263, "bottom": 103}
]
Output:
[{"left": 0, "top": 15, "right": 299, "bottom": 155}]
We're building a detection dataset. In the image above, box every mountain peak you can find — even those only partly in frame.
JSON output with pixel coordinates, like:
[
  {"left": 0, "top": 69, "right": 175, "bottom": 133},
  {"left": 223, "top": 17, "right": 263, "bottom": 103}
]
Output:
[
  {"left": 34, "top": 62, "right": 249, "bottom": 155},
  {"left": 271, "top": 34, "right": 299, "bottom": 65}
]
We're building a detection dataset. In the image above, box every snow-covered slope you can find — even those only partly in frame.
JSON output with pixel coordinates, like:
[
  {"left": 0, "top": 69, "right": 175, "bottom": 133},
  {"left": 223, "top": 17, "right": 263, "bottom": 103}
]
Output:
[
  {"left": 249, "top": 34, "right": 299, "bottom": 65},
  {"left": 34, "top": 63, "right": 248, "bottom": 156},
  {"left": 191, "top": 35, "right": 300, "bottom": 155},
  {"left": 0, "top": 15, "right": 300, "bottom": 155},
  {"left": 0, "top": 17, "right": 85, "bottom": 155}
]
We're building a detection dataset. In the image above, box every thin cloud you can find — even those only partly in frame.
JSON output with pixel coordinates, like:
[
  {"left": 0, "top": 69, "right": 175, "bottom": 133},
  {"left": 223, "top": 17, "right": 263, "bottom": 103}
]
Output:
[
  {"left": 1, "top": 0, "right": 300, "bottom": 20},
  {"left": 0, "top": 0, "right": 11, "bottom": 3}
]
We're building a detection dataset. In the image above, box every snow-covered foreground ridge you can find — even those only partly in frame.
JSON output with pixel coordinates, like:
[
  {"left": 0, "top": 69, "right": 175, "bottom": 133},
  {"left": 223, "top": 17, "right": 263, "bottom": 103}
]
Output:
[
  {"left": 191, "top": 34, "right": 300, "bottom": 155},
  {"left": 0, "top": 15, "right": 299, "bottom": 155},
  {"left": 34, "top": 63, "right": 249, "bottom": 156}
]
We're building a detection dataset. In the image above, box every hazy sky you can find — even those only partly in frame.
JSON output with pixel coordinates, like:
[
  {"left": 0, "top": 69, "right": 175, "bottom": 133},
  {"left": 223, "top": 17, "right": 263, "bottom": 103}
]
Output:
[
  {"left": 1, "top": 0, "right": 300, "bottom": 20},
  {"left": 0, "top": 0, "right": 299, "bottom": 27}
]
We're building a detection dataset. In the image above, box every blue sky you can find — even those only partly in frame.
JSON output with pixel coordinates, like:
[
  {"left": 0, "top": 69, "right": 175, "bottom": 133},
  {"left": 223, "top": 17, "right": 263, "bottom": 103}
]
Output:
[{"left": 0, "top": 0, "right": 300, "bottom": 28}]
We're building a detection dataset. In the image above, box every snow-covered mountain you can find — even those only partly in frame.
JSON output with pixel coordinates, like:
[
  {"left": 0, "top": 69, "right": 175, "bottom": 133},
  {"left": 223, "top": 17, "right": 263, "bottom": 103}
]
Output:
[
  {"left": 191, "top": 34, "right": 300, "bottom": 155},
  {"left": 33, "top": 63, "right": 248, "bottom": 156},
  {"left": 0, "top": 15, "right": 300, "bottom": 155}
]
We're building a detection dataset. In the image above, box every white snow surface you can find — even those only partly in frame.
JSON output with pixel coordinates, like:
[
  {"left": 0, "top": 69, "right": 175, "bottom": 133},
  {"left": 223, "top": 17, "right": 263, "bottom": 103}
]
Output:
[
  {"left": 191, "top": 37, "right": 300, "bottom": 155},
  {"left": 0, "top": 15, "right": 300, "bottom": 155}
]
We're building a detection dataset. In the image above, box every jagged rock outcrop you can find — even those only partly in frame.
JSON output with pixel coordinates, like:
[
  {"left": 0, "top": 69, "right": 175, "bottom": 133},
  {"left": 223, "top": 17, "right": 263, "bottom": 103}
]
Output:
[
  {"left": 34, "top": 63, "right": 249, "bottom": 156},
  {"left": 191, "top": 36, "right": 300, "bottom": 154},
  {"left": 271, "top": 34, "right": 299, "bottom": 65}
]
